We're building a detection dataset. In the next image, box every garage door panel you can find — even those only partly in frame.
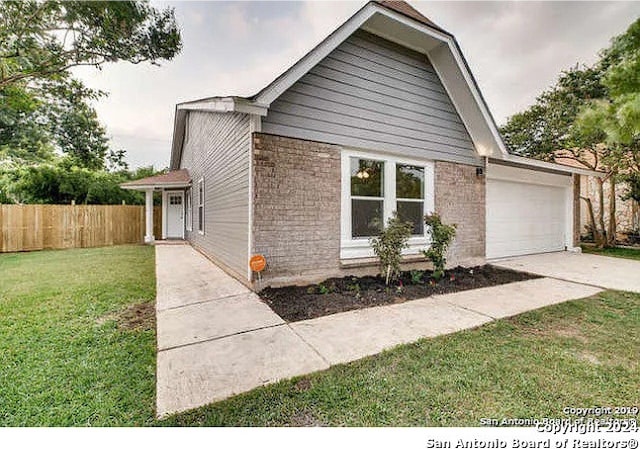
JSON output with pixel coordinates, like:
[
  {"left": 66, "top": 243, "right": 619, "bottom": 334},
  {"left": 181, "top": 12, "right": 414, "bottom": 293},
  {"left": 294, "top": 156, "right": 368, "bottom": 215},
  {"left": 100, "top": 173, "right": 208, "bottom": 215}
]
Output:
[{"left": 487, "top": 176, "right": 568, "bottom": 259}]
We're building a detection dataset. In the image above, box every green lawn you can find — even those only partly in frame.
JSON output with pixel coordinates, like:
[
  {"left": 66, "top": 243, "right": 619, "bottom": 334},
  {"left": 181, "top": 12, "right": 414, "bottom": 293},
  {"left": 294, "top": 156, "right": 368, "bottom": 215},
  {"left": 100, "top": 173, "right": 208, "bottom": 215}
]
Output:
[
  {"left": 582, "top": 245, "right": 640, "bottom": 261},
  {"left": 0, "top": 245, "right": 157, "bottom": 426},
  {"left": 1, "top": 246, "right": 639, "bottom": 426}
]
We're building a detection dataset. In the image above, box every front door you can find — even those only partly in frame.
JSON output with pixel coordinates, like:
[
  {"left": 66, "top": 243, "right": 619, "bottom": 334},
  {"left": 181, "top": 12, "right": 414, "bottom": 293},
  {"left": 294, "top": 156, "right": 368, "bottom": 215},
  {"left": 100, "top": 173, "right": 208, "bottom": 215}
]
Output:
[{"left": 166, "top": 191, "right": 184, "bottom": 239}]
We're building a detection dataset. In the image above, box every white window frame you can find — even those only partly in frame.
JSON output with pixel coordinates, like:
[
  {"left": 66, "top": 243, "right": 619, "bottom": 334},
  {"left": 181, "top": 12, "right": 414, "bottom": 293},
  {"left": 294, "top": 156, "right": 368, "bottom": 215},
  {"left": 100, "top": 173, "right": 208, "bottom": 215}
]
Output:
[
  {"left": 197, "top": 178, "right": 205, "bottom": 235},
  {"left": 185, "top": 187, "right": 193, "bottom": 232},
  {"left": 340, "top": 149, "right": 435, "bottom": 259}
]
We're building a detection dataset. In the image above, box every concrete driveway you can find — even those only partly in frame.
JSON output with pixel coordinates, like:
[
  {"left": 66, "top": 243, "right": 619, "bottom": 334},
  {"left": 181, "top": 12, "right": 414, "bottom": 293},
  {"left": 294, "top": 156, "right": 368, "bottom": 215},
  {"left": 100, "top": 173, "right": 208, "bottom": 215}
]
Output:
[
  {"left": 155, "top": 244, "right": 603, "bottom": 418},
  {"left": 491, "top": 251, "right": 640, "bottom": 293}
]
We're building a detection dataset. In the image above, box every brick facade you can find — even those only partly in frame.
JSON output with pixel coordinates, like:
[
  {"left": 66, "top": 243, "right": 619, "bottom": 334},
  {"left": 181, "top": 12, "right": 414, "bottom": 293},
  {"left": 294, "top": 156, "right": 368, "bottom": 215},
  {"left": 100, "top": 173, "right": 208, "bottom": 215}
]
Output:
[
  {"left": 252, "top": 134, "right": 487, "bottom": 287},
  {"left": 252, "top": 134, "right": 342, "bottom": 285},
  {"left": 434, "top": 161, "right": 486, "bottom": 267}
]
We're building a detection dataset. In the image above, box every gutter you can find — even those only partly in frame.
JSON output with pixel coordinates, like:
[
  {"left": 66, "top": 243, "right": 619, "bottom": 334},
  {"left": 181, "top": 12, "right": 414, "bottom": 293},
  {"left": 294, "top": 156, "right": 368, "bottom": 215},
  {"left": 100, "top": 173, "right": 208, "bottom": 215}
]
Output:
[{"left": 491, "top": 154, "right": 606, "bottom": 178}]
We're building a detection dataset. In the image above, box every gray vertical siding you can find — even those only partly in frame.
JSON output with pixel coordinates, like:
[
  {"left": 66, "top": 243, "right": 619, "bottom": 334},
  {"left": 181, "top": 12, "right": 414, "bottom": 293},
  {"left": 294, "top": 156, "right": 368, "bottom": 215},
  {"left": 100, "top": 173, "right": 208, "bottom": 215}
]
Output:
[
  {"left": 180, "top": 111, "right": 250, "bottom": 281},
  {"left": 262, "top": 30, "right": 479, "bottom": 166}
]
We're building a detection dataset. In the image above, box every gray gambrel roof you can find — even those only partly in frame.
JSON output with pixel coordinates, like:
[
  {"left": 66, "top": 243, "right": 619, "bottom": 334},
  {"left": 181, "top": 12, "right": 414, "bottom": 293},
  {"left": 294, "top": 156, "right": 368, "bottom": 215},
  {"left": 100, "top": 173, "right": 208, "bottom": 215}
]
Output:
[{"left": 169, "top": 1, "right": 595, "bottom": 177}]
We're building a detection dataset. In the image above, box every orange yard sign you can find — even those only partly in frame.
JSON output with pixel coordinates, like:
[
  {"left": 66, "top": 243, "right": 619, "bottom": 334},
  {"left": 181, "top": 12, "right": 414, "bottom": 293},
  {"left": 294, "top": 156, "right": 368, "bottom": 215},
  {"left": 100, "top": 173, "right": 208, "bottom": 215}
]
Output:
[{"left": 249, "top": 255, "right": 266, "bottom": 272}]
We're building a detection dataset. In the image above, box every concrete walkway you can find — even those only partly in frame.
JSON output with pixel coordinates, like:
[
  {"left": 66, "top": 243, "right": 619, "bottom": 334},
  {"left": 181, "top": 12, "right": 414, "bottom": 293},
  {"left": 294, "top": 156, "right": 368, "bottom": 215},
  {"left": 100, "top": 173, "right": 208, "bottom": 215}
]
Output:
[
  {"left": 155, "top": 245, "right": 602, "bottom": 418},
  {"left": 491, "top": 251, "right": 640, "bottom": 293}
]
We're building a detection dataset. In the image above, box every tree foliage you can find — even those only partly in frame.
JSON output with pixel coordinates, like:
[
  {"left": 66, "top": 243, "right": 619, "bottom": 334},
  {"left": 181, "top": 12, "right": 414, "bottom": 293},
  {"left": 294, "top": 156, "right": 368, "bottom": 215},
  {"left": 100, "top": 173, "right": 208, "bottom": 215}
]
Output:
[
  {"left": 500, "top": 65, "right": 607, "bottom": 163},
  {"left": 0, "top": 0, "right": 182, "bottom": 172},
  {"left": 0, "top": 1, "right": 182, "bottom": 89},
  {"left": 0, "top": 160, "right": 164, "bottom": 205},
  {"left": 501, "top": 18, "right": 640, "bottom": 246}
]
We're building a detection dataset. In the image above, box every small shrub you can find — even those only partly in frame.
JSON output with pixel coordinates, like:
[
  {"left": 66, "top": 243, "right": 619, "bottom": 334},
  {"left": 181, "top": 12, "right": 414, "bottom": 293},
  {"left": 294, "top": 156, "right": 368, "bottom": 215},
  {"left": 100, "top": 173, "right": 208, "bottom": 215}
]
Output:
[
  {"left": 409, "top": 270, "right": 424, "bottom": 285},
  {"left": 370, "top": 212, "right": 413, "bottom": 285},
  {"left": 317, "top": 284, "right": 329, "bottom": 295},
  {"left": 423, "top": 212, "right": 457, "bottom": 281}
]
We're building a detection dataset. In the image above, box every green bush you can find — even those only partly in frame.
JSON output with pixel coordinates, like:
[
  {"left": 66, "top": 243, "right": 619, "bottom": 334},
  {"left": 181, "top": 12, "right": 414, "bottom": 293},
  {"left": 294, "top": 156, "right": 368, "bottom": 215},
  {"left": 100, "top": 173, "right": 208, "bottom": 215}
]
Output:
[
  {"left": 409, "top": 270, "right": 424, "bottom": 285},
  {"left": 423, "top": 213, "right": 457, "bottom": 280},
  {"left": 0, "top": 161, "right": 165, "bottom": 205},
  {"left": 370, "top": 212, "right": 413, "bottom": 285}
]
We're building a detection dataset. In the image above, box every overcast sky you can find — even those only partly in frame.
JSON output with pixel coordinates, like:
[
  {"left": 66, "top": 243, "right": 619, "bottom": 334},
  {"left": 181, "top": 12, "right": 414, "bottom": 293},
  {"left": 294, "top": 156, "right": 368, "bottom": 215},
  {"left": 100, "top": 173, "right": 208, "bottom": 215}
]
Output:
[{"left": 73, "top": 1, "right": 640, "bottom": 170}]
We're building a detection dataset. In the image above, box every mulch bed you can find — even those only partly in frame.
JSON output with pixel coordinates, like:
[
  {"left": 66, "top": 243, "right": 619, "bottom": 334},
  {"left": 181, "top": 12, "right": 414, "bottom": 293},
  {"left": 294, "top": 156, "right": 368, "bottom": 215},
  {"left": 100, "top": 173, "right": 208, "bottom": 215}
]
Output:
[{"left": 259, "top": 265, "right": 540, "bottom": 322}]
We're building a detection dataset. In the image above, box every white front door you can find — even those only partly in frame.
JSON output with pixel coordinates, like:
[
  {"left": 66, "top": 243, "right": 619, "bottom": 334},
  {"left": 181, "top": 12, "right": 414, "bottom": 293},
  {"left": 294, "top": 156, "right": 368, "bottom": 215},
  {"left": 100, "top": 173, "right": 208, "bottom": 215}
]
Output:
[{"left": 166, "top": 192, "right": 184, "bottom": 239}]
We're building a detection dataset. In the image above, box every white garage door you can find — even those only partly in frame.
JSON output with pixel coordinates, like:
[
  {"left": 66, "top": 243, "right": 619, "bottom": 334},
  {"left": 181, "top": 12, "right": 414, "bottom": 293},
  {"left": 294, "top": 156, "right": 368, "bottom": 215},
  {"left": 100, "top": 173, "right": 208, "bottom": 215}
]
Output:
[{"left": 486, "top": 164, "right": 571, "bottom": 259}]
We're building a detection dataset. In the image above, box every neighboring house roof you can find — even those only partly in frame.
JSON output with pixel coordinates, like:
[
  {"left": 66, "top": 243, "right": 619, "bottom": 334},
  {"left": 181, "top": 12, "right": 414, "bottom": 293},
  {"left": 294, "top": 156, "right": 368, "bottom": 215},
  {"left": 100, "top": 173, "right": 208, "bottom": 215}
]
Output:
[
  {"left": 554, "top": 148, "right": 608, "bottom": 171},
  {"left": 168, "top": 0, "right": 596, "bottom": 178},
  {"left": 120, "top": 169, "right": 191, "bottom": 191}
]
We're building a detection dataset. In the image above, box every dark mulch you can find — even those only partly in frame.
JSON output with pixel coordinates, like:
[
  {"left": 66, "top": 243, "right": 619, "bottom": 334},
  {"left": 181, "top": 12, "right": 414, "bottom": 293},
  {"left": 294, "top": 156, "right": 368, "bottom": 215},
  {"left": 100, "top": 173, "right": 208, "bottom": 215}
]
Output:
[{"left": 259, "top": 265, "right": 540, "bottom": 322}]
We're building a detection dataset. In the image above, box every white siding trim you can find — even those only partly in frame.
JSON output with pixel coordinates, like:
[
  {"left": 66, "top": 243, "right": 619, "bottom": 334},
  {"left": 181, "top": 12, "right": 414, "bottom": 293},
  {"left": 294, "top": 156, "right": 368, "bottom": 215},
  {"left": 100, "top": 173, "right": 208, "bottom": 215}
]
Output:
[
  {"left": 185, "top": 187, "right": 193, "bottom": 232},
  {"left": 197, "top": 177, "right": 205, "bottom": 235},
  {"left": 340, "top": 148, "right": 435, "bottom": 259}
]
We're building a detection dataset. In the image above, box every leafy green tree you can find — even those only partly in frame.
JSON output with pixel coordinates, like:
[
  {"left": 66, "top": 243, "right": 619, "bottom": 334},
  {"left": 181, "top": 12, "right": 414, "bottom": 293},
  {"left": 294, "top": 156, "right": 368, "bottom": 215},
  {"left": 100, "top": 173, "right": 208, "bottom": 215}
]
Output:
[
  {"left": 0, "top": 1, "right": 182, "bottom": 89},
  {"left": 2, "top": 160, "right": 165, "bottom": 205},
  {"left": 501, "top": 18, "right": 640, "bottom": 247},
  {"left": 574, "top": 19, "right": 640, "bottom": 243},
  {"left": 44, "top": 79, "right": 110, "bottom": 170},
  {"left": 0, "top": 78, "right": 114, "bottom": 169},
  {"left": 501, "top": 65, "right": 608, "bottom": 162},
  {"left": 0, "top": 84, "right": 55, "bottom": 163},
  {"left": 0, "top": 0, "right": 182, "bottom": 169},
  {"left": 501, "top": 65, "right": 614, "bottom": 246}
]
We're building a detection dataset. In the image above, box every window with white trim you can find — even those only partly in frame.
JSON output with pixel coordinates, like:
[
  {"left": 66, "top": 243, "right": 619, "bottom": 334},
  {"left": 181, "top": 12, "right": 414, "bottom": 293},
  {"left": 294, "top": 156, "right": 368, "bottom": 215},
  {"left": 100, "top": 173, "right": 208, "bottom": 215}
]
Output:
[
  {"left": 341, "top": 151, "right": 434, "bottom": 259},
  {"left": 350, "top": 158, "right": 384, "bottom": 238},
  {"left": 396, "top": 164, "right": 425, "bottom": 235},
  {"left": 185, "top": 187, "right": 192, "bottom": 232},
  {"left": 197, "top": 178, "right": 204, "bottom": 234}
]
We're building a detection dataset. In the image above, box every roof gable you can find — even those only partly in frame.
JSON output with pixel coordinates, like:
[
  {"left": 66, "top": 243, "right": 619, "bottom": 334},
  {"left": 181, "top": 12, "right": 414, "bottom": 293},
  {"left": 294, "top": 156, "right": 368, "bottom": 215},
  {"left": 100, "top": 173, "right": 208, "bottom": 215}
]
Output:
[
  {"left": 172, "top": 1, "right": 511, "bottom": 169},
  {"left": 262, "top": 29, "right": 479, "bottom": 166}
]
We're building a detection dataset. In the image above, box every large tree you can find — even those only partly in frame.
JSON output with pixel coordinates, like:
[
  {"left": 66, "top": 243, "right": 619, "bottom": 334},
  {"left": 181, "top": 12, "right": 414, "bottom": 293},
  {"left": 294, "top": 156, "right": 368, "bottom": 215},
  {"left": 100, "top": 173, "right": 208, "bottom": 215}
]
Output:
[
  {"left": 0, "top": 1, "right": 181, "bottom": 89},
  {"left": 501, "top": 18, "right": 640, "bottom": 247},
  {"left": 0, "top": 1, "right": 182, "bottom": 170},
  {"left": 500, "top": 64, "right": 613, "bottom": 246}
]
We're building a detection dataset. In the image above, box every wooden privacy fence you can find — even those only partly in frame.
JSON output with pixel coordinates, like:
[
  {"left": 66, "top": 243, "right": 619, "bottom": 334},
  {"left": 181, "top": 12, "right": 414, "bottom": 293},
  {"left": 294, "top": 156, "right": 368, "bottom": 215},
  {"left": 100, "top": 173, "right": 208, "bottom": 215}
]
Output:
[{"left": 0, "top": 204, "right": 162, "bottom": 253}]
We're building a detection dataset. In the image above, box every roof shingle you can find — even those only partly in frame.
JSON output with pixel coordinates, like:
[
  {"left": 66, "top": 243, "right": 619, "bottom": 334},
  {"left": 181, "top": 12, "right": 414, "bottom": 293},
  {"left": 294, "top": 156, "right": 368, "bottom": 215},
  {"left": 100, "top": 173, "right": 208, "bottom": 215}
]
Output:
[
  {"left": 375, "top": 1, "right": 443, "bottom": 31},
  {"left": 120, "top": 169, "right": 191, "bottom": 187}
]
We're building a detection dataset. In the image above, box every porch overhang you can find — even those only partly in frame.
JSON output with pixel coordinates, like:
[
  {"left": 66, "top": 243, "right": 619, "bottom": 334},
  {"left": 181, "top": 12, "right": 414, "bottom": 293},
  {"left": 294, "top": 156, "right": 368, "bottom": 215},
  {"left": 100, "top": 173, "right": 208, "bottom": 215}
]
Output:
[
  {"left": 120, "top": 182, "right": 191, "bottom": 191},
  {"left": 120, "top": 169, "right": 192, "bottom": 191},
  {"left": 119, "top": 169, "right": 191, "bottom": 243}
]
